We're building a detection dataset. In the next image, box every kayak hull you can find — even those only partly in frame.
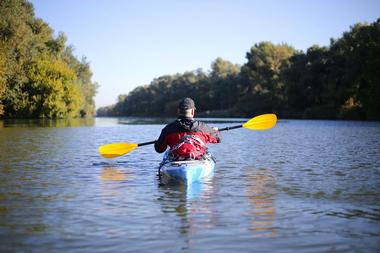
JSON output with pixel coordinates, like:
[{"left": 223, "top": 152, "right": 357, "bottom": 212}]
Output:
[{"left": 159, "top": 157, "right": 215, "bottom": 185}]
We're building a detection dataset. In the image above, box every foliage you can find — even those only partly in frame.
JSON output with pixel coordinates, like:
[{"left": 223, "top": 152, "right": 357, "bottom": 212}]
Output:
[
  {"left": 98, "top": 19, "right": 380, "bottom": 120},
  {"left": 282, "top": 20, "right": 380, "bottom": 120},
  {"left": 0, "top": 0, "right": 97, "bottom": 118},
  {"left": 239, "top": 42, "right": 296, "bottom": 115}
]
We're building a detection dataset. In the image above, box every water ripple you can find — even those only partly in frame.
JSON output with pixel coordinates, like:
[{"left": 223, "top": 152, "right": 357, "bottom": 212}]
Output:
[{"left": 1, "top": 119, "right": 380, "bottom": 252}]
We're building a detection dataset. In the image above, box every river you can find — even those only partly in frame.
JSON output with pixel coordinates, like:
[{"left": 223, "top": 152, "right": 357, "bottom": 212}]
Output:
[{"left": 0, "top": 117, "right": 379, "bottom": 252}]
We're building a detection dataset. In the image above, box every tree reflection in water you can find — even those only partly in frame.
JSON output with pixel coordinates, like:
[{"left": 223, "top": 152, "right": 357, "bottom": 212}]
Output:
[{"left": 245, "top": 167, "right": 276, "bottom": 237}]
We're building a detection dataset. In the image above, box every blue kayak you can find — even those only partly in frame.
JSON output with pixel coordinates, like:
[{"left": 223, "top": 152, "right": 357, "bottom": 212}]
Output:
[{"left": 159, "top": 154, "right": 215, "bottom": 185}]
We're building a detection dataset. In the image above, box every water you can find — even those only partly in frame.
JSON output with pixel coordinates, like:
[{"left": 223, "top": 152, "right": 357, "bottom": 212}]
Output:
[{"left": 0, "top": 118, "right": 379, "bottom": 252}]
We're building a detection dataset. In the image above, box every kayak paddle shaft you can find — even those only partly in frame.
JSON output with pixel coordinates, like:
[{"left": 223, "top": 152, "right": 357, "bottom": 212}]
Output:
[
  {"left": 138, "top": 140, "right": 156, "bottom": 146},
  {"left": 218, "top": 125, "right": 242, "bottom": 132}
]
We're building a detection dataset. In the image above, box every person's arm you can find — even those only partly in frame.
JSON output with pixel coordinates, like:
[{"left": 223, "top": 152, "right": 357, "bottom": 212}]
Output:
[
  {"left": 154, "top": 128, "right": 168, "bottom": 153},
  {"left": 200, "top": 122, "right": 221, "bottom": 143}
]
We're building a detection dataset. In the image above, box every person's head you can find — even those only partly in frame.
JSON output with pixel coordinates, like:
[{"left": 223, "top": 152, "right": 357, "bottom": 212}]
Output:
[{"left": 178, "top": 97, "right": 196, "bottom": 118}]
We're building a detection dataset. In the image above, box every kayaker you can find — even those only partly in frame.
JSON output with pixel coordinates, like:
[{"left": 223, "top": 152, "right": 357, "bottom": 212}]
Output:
[{"left": 154, "top": 97, "right": 220, "bottom": 160}]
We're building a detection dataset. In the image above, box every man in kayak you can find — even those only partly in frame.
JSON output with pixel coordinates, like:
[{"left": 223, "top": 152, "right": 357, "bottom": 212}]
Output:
[{"left": 154, "top": 97, "right": 220, "bottom": 160}]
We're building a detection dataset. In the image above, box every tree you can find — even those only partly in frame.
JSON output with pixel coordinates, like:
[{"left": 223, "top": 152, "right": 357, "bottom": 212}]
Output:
[
  {"left": 238, "top": 42, "right": 296, "bottom": 115},
  {"left": 26, "top": 56, "right": 80, "bottom": 118},
  {"left": 0, "top": 41, "right": 8, "bottom": 115},
  {"left": 97, "top": 20, "right": 380, "bottom": 120},
  {"left": 329, "top": 20, "right": 380, "bottom": 119},
  {"left": 208, "top": 58, "right": 241, "bottom": 111},
  {"left": 0, "top": 0, "right": 97, "bottom": 118},
  {"left": 281, "top": 45, "right": 334, "bottom": 118}
]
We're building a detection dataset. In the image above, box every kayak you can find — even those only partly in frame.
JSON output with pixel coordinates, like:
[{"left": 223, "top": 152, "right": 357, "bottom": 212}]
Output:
[{"left": 159, "top": 153, "right": 216, "bottom": 185}]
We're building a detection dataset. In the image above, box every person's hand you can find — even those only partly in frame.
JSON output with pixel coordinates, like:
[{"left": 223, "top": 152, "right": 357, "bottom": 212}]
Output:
[{"left": 212, "top": 127, "right": 221, "bottom": 143}]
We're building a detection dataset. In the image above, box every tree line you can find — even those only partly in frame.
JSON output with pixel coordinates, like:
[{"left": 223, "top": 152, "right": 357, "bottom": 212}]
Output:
[
  {"left": 98, "top": 19, "right": 380, "bottom": 120},
  {"left": 0, "top": 0, "right": 97, "bottom": 119}
]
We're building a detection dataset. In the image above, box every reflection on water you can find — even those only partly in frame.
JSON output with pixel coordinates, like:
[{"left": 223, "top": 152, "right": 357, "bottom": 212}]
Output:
[
  {"left": 2, "top": 118, "right": 95, "bottom": 128},
  {"left": 99, "top": 166, "right": 138, "bottom": 203},
  {"left": 157, "top": 178, "right": 215, "bottom": 239},
  {"left": 1, "top": 118, "right": 380, "bottom": 252},
  {"left": 101, "top": 167, "right": 128, "bottom": 181},
  {"left": 158, "top": 176, "right": 211, "bottom": 200},
  {"left": 326, "top": 208, "right": 380, "bottom": 220},
  {"left": 0, "top": 165, "right": 51, "bottom": 240},
  {"left": 245, "top": 167, "right": 276, "bottom": 237}
]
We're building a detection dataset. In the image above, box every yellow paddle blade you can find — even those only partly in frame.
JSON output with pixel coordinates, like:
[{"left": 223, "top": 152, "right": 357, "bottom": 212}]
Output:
[
  {"left": 98, "top": 143, "right": 138, "bottom": 158},
  {"left": 242, "top": 113, "right": 277, "bottom": 130}
]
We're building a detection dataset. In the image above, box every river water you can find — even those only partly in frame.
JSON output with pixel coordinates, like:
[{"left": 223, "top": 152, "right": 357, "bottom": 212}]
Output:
[{"left": 0, "top": 117, "right": 379, "bottom": 252}]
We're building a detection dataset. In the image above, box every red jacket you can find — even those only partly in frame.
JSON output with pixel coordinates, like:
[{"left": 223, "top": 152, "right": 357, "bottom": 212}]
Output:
[{"left": 155, "top": 117, "right": 220, "bottom": 158}]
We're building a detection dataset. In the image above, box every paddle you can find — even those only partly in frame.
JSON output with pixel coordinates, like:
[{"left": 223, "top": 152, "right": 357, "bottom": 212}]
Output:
[{"left": 98, "top": 113, "right": 277, "bottom": 158}]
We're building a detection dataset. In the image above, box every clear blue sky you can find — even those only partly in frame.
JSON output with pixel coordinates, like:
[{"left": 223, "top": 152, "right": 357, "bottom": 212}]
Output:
[{"left": 29, "top": 0, "right": 380, "bottom": 108}]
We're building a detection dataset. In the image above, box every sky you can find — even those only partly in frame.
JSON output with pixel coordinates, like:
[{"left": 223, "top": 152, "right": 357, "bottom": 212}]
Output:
[{"left": 29, "top": 0, "right": 380, "bottom": 108}]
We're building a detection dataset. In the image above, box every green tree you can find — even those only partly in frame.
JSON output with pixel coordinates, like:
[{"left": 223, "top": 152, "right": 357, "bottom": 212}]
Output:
[
  {"left": 0, "top": 0, "right": 97, "bottom": 118},
  {"left": 62, "top": 47, "right": 98, "bottom": 117},
  {"left": 329, "top": 20, "right": 380, "bottom": 119},
  {"left": 97, "top": 20, "right": 380, "bottom": 120},
  {"left": 0, "top": 41, "right": 7, "bottom": 115},
  {"left": 238, "top": 42, "right": 296, "bottom": 115},
  {"left": 282, "top": 45, "right": 334, "bottom": 118},
  {"left": 26, "top": 56, "right": 80, "bottom": 118},
  {"left": 209, "top": 58, "right": 241, "bottom": 111}
]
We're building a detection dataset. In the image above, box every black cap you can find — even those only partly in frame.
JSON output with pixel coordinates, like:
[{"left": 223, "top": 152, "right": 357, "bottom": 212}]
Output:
[{"left": 178, "top": 97, "right": 196, "bottom": 110}]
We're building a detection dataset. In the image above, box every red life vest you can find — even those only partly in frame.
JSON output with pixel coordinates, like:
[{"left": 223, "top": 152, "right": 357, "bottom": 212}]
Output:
[{"left": 169, "top": 135, "right": 208, "bottom": 160}]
